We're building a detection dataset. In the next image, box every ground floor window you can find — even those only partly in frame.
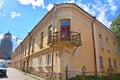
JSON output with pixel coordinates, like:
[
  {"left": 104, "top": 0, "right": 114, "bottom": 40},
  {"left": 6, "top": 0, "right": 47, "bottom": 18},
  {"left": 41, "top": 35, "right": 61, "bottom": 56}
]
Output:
[
  {"left": 39, "top": 55, "right": 42, "bottom": 66},
  {"left": 99, "top": 56, "right": 103, "bottom": 68},
  {"left": 29, "top": 58, "right": 33, "bottom": 67},
  {"left": 46, "top": 53, "right": 51, "bottom": 66}
]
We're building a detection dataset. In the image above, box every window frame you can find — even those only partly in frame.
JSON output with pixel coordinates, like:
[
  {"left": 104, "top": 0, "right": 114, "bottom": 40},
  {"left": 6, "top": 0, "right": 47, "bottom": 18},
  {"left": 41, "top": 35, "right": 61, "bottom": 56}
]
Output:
[
  {"left": 40, "top": 32, "right": 44, "bottom": 48},
  {"left": 106, "top": 37, "right": 110, "bottom": 52},
  {"left": 46, "top": 53, "right": 51, "bottom": 66},
  {"left": 99, "top": 56, "right": 103, "bottom": 68},
  {"left": 108, "top": 58, "right": 112, "bottom": 67},
  {"left": 113, "top": 59, "right": 117, "bottom": 69},
  {"left": 99, "top": 34, "right": 104, "bottom": 49},
  {"left": 39, "top": 55, "right": 42, "bottom": 66}
]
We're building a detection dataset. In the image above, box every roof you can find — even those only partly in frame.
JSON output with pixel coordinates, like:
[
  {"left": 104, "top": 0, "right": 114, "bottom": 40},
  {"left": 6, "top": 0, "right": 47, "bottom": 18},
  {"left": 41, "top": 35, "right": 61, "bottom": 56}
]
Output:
[{"left": 5, "top": 31, "right": 12, "bottom": 36}]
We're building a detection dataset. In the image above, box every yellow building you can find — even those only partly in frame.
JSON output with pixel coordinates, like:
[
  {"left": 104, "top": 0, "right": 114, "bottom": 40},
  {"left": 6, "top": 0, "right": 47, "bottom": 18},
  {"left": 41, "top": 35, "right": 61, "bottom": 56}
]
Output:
[{"left": 10, "top": 3, "right": 120, "bottom": 80}]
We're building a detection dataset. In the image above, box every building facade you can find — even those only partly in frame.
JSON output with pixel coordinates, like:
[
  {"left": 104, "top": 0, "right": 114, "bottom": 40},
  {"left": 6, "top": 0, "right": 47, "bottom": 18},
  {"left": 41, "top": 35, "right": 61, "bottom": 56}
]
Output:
[
  {"left": 0, "top": 31, "right": 13, "bottom": 59},
  {"left": 10, "top": 3, "right": 120, "bottom": 80}
]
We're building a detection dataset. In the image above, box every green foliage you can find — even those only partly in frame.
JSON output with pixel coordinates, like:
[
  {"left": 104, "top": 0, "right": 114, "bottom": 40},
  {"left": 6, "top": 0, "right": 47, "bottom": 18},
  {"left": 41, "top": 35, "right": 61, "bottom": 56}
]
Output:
[
  {"left": 69, "top": 73, "right": 120, "bottom": 80},
  {"left": 110, "top": 14, "right": 120, "bottom": 37}
]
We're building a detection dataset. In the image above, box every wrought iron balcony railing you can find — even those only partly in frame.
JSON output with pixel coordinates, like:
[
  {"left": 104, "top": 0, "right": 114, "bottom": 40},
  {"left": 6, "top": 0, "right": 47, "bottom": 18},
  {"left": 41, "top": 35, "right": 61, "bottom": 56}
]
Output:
[{"left": 48, "top": 31, "right": 82, "bottom": 47}]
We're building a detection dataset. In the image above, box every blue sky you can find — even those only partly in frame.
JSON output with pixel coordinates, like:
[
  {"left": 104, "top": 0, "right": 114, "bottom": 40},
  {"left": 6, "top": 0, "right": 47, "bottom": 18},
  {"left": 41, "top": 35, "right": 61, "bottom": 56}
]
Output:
[{"left": 0, "top": 0, "right": 120, "bottom": 50}]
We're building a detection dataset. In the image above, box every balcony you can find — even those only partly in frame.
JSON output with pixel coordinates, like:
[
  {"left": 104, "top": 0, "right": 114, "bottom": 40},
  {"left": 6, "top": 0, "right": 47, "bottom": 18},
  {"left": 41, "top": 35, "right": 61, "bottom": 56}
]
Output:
[{"left": 48, "top": 31, "right": 82, "bottom": 48}]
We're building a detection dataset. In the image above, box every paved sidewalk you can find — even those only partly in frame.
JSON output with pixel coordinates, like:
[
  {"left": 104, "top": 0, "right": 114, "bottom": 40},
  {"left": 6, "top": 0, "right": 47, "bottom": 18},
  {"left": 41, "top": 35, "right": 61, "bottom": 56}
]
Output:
[{"left": 12, "top": 68, "right": 42, "bottom": 80}]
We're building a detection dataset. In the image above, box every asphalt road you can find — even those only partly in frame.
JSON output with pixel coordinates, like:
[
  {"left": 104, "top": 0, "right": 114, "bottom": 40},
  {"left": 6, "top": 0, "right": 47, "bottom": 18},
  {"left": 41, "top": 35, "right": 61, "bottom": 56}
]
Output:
[{"left": 0, "top": 68, "right": 38, "bottom": 80}]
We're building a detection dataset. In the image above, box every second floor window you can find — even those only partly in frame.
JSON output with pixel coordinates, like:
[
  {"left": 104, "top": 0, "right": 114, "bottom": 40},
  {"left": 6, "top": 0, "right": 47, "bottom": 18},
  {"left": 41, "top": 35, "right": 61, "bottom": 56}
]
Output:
[
  {"left": 32, "top": 39, "right": 35, "bottom": 53},
  {"left": 113, "top": 42, "right": 116, "bottom": 53},
  {"left": 99, "top": 34, "right": 103, "bottom": 49},
  {"left": 106, "top": 37, "right": 109, "bottom": 51},
  {"left": 118, "top": 45, "right": 120, "bottom": 54},
  {"left": 48, "top": 26, "right": 53, "bottom": 43},
  {"left": 40, "top": 32, "right": 44, "bottom": 48}
]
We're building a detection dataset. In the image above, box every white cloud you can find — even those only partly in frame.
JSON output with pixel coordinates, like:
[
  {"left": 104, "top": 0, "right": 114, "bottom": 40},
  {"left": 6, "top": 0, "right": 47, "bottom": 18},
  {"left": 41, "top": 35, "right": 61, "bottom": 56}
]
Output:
[
  {"left": 0, "top": 1, "right": 4, "bottom": 9},
  {"left": 64, "top": 0, "right": 75, "bottom": 3},
  {"left": 12, "top": 35, "right": 22, "bottom": 51},
  {"left": 107, "top": 0, "right": 117, "bottom": 15},
  {"left": 0, "top": 13, "right": 6, "bottom": 17},
  {"left": 18, "top": 0, "right": 44, "bottom": 9},
  {"left": 97, "top": 9, "right": 110, "bottom": 28},
  {"left": 0, "top": 34, "right": 3, "bottom": 40},
  {"left": 76, "top": 0, "right": 117, "bottom": 28},
  {"left": 67, "top": 0, "right": 75, "bottom": 3},
  {"left": 10, "top": 11, "right": 21, "bottom": 19},
  {"left": 45, "top": 4, "right": 54, "bottom": 11}
]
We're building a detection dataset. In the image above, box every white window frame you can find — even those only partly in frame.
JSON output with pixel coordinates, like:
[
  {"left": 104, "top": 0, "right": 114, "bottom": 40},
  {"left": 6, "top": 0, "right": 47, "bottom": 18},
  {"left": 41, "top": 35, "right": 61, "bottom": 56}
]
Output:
[
  {"left": 46, "top": 53, "right": 52, "bottom": 66},
  {"left": 39, "top": 55, "right": 42, "bottom": 66},
  {"left": 29, "top": 58, "right": 33, "bottom": 67}
]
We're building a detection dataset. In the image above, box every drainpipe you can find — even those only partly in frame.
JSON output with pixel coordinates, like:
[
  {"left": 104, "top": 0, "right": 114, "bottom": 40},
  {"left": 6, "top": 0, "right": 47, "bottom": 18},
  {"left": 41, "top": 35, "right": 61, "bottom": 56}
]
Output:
[
  {"left": 27, "top": 32, "right": 32, "bottom": 72},
  {"left": 91, "top": 16, "right": 97, "bottom": 76},
  {"left": 51, "top": 4, "right": 56, "bottom": 78}
]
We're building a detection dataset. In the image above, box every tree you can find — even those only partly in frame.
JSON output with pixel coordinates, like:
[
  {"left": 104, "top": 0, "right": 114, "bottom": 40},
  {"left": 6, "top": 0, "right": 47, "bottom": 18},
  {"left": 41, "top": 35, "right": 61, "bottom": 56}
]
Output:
[{"left": 110, "top": 14, "right": 120, "bottom": 37}]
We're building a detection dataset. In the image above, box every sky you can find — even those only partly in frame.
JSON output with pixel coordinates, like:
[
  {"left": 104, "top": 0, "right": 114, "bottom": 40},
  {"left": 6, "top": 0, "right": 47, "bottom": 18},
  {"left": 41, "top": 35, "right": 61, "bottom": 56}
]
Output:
[{"left": 0, "top": 0, "right": 120, "bottom": 50}]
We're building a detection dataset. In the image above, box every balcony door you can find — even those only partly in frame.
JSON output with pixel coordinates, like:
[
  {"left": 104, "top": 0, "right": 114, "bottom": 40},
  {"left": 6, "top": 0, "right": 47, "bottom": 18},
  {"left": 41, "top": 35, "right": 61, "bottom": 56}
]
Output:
[{"left": 60, "top": 20, "right": 70, "bottom": 41}]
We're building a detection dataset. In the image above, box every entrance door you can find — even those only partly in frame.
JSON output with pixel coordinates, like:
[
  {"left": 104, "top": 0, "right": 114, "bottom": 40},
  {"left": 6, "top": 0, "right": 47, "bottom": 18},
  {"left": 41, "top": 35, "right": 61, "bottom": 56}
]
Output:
[{"left": 60, "top": 20, "right": 70, "bottom": 41}]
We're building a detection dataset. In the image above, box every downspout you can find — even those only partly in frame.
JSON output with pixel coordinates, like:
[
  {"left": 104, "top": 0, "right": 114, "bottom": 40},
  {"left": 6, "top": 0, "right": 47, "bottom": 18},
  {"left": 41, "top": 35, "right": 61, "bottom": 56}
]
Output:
[
  {"left": 51, "top": 4, "right": 56, "bottom": 78},
  {"left": 91, "top": 17, "right": 97, "bottom": 76},
  {"left": 27, "top": 32, "right": 32, "bottom": 72}
]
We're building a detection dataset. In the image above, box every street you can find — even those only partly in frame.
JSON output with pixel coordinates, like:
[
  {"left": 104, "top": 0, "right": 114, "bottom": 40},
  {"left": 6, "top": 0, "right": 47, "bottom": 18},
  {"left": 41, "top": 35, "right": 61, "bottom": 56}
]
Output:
[{"left": 0, "top": 68, "right": 38, "bottom": 80}]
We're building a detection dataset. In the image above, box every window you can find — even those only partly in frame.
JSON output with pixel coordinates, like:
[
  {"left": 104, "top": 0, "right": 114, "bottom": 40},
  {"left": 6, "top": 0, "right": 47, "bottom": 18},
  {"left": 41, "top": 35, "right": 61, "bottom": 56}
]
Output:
[
  {"left": 106, "top": 37, "right": 109, "bottom": 51},
  {"left": 48, "top": 26, "right": 53, "bottom": 43},
  {"left": 118, "top": 45, "right": 120, "bottom": 54},
  {"left": 99, "top": 34, "right": 103, "bottom": 49},
  {"left": 113, "top": 59, "right": 117, "bottom": 69},
  {"left": 108, "top": 58, "right": 112, "bottom": 67},
  {"left": 40, "top": 32, "right": 44, "bottom": 48},
  {"left": 113, "top": 42, "right": 116, "bottom": 53},
  {"left": 29, "top": 58, "right": 33, "bottom": 67},
  {"left": 39, "top": 55, "right": 42, "bottom": 66},
  {"left": 32, "top": 39, "right": 35, "bottom": 53},
  {"left": 46, "top": 53, "right": 51, "bottom": 66},
  {"left": 25, "top": 46, "right": 26, "bottom": 56},
  {"left": 61, "top": 20, "right": 70, "bottom": 26},
  {"left": 60, "top": 20, "right": 70, "bottom": 40},
  {"left": 99, "top": 56, "right": 103, "bottom": 68}
]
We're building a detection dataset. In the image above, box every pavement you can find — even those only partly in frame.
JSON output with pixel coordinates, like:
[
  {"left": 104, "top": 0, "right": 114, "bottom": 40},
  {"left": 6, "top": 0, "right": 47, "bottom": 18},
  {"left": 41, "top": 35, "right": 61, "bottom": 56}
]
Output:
[{"left": 12, "top": 68, "right": 42, "bottom": 80}]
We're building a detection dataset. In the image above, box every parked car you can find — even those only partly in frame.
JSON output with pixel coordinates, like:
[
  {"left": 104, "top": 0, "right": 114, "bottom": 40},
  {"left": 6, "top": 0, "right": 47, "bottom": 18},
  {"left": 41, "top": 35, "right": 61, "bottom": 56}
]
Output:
[{"left": 0, "top": 63, "right": 7, "bottom": 75}]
